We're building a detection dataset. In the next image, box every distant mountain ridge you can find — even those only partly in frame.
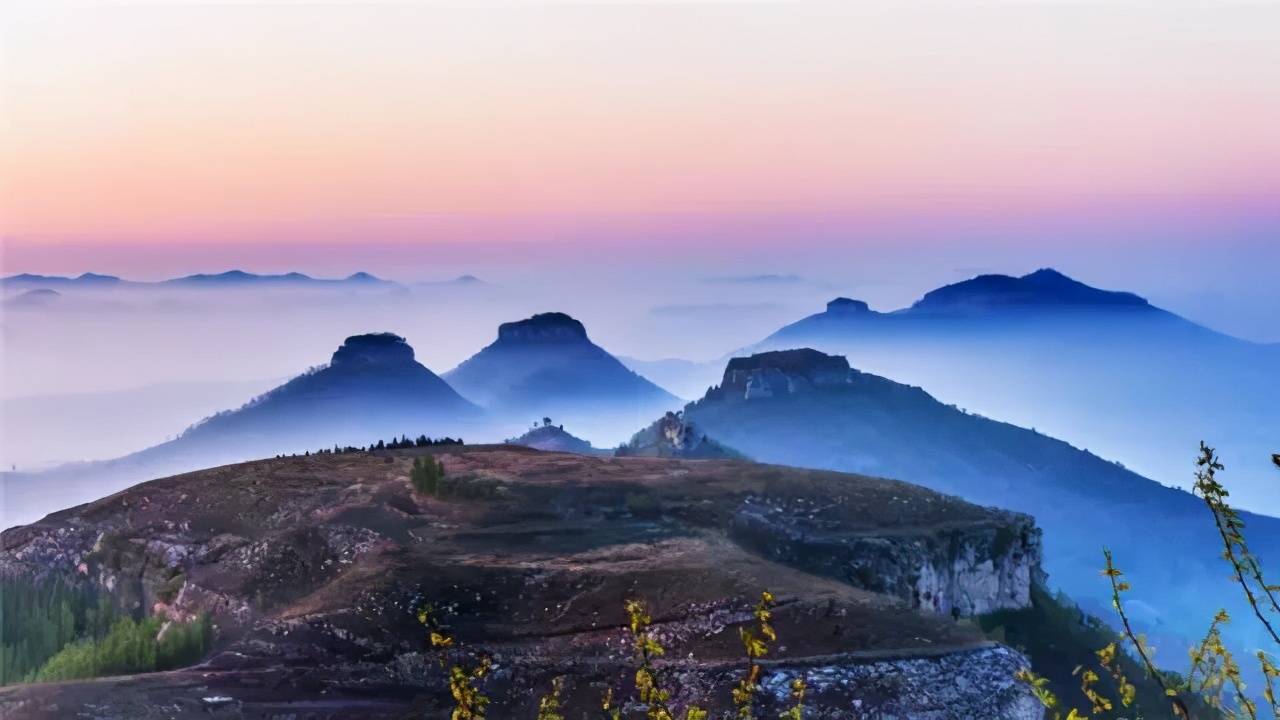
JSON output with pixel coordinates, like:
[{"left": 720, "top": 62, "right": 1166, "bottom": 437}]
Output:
[
  {"left": 743, "top": 267, "right": 1280, "bottom": 515},
  {"left": 0, "top": 270, "right": 397, "bottom": 289},
  {"left": 907, "top": 268, "right": 1150, "bottom": 314},
  {"left": 1, "top": 272, "right": 124, "bottom": 287}
]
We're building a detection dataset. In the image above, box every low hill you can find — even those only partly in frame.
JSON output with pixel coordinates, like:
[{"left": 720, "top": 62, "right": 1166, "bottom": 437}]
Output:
[
  {"left": 1, "top": 447, "right": 1043, "bottom": 718},
  {"left": 505, "top": 422, "right": 605, "bottom": 455},
  {"left": 2, "top": 288, "right": 62, "bottom": 308}
]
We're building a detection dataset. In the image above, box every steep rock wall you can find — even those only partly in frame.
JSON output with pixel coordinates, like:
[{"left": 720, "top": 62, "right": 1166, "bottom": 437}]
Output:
[{"left": 731, "top": 500, "right": 1041, "bottom": 616}]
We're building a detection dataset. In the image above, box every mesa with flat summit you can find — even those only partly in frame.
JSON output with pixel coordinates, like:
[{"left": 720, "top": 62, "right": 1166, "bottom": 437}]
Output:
[
  {"left": 0, "top": 445, "right": 1043, "bottom": 718},
  {"left": 0, "top": 333, "right": 484, "bottom": 529},
  {"left": 445, "top": 312, "right": 680, "bottom": 441}
]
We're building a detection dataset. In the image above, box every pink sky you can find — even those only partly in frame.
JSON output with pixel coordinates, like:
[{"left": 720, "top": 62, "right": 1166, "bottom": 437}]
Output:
[{"left": 2, "top": 1, "right": 1278, "bottom": 249}]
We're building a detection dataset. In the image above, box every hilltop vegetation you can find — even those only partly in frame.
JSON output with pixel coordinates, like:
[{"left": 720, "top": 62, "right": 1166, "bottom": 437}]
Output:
[
  {"left": 0, "top": 446, "right": 1042, "bottom": 717},
  {"left": 0, "top": 575, "right": 209, "bottom": 686}
]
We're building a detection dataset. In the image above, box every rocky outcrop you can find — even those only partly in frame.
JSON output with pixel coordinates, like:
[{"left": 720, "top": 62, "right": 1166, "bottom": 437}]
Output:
[
  {"left": 731, "top": 500, "right": 1040, "bottom": 616},
  {"left": 715, "top": 349, "right": 853, "bottom": 400},
  {"left": 758, "top": 644, "right": 1044, "bottom": 720},
  {"left": 0, "top": 447, "right": 1043, "bottom": 719},
  {"left": 444, "top": 313, "right": 679, "bottom": 433},
  {"left": 825, "top": 297, "right": 872, "bottom": 315},
  {"left": 495, "top": 311, "right": 589, "bottom": 343},
  {"left": 328, "top": 332, "right": 417, "bottom": 368},
  {"left": 616, "top": 411, "right": 744, "bottom": 459}
]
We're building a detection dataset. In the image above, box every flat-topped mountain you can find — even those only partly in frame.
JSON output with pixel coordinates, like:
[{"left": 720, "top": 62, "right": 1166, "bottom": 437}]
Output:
[
  {"left": 0, "top": 446, "right": 1043, "bottom": 718},
  {"left": 1, "top": 334, "right": 483, "bottom": 529},
  {"left": 445, "top": 313, "right": 680, "bottom": 443},
  {"left": 151, "top": 332, "right": 481, "bottom": 454},
  {"left": 681, "top": 348, "right": 1280, "bottom": 665}
]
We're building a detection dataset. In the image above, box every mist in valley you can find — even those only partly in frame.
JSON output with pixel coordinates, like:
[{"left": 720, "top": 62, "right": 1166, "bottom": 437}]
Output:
[{"left": 3, "top": 231, "right": 1279, "bottom": 527}]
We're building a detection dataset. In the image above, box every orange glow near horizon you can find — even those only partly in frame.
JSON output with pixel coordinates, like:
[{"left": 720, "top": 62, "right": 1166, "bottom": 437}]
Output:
[{"left": 2, "top": 2, "right": 1278, "bottom": 243}]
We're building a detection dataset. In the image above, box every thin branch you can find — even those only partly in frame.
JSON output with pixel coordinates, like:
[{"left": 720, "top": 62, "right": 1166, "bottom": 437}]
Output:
[{"left": 1103, "top": 548, "right": 1192, "bottom": 719}]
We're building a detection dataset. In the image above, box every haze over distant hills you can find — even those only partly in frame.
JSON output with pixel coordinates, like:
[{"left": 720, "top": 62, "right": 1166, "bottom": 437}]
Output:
[
  {"left": 679, "top": 347, "right": 1280, "bottom": 665},
  {"left": 2, "top": 288, "right": 62, "bottom": 308},
  {"left": 1, "top": 315, "right": 686, "bottom": 526},
  {"left": 0, "top": 270, "right": 400, "bottom": 290},
  {"left": 445, "top": 312, "right": 681, "bottom": 442},
  {"left": 0, "top": 333, "right": 483, "bottom": 528},
  {"left": 636, "top": 268, "right": 1279, "bottom": 512}
]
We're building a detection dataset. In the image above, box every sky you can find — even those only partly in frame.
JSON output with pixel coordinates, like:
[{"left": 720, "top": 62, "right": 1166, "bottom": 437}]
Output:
[{"left": 2, "top": 0, "right": 1280, "bottom": 339}]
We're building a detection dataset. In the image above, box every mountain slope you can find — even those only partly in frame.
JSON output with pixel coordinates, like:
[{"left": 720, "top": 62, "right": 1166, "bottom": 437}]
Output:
[
  {"left": 0, "top": 446, "right": 1043, "bottom": 717},
  {"left": 680, "top": 348, "right": 1280, "bottom": 661},
  {"left": 445, "top": 313, "right": 680, "bottom": 443},
  {"left": 160, "top": 332, "right": 480, "bottom": 453},
  {"left": 1, "top": 333, "right": 483, "bottom": 529},
  {"left": 749, "top": 268, "right": 1280, "bottom": 513}
]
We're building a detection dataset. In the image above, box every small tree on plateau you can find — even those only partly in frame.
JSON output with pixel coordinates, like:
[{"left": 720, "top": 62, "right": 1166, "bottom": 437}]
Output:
[{"left": 411, "top": 455, "right": 444, "bottom": 495}]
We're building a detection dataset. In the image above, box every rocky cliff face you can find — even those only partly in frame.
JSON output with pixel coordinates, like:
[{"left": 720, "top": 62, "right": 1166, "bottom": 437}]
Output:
[
  {"left": 0, "top": 447, "right": 1043, "bottom": 719},
  {"left": 328, "top": 332, "right": 418, "bottom": 368},
  {"left": 495, "top": 312, "right": 590, "bottom": 343},
  {"left": 824, "top": 297, "right": 873, "bottom": 315},
  {"left": 716, "top": 349, "right": 854, "bottom": 400},
  {"left": 732, "top": 503, "right": 1039, "bottom": 616}
]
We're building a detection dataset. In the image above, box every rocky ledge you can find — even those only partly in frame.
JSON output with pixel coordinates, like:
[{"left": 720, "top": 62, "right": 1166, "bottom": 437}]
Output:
[
  {"left": 329, "top": 332, "right": 417, "bottom": 368},
  {"left": 715, "top": 349, "right": 854, "bottom": 400},
  {"left": 495, "top": 312, "right": 590, "bottom": 343},
  {"left": 0, "top": 447, "right": 1043, "bottom": 719}
]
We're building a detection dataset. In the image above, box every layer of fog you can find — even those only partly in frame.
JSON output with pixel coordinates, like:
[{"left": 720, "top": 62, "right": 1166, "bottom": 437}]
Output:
[
  {"left": 0, "top": 272, "right": 833, "bottom": 470},
  {"left": 3, "top": 232, "right": 1278, "bottom": 518}
]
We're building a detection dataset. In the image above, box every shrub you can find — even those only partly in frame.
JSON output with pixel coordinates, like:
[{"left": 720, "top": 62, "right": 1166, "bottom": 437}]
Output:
[{"left": 411, "top": 455, "right": 445, "bottom": 495}]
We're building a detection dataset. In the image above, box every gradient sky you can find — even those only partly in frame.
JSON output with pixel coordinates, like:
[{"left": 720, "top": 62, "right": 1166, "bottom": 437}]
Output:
[{"left": 2, "top": 0, "right": 1279, "bottom": 337}]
